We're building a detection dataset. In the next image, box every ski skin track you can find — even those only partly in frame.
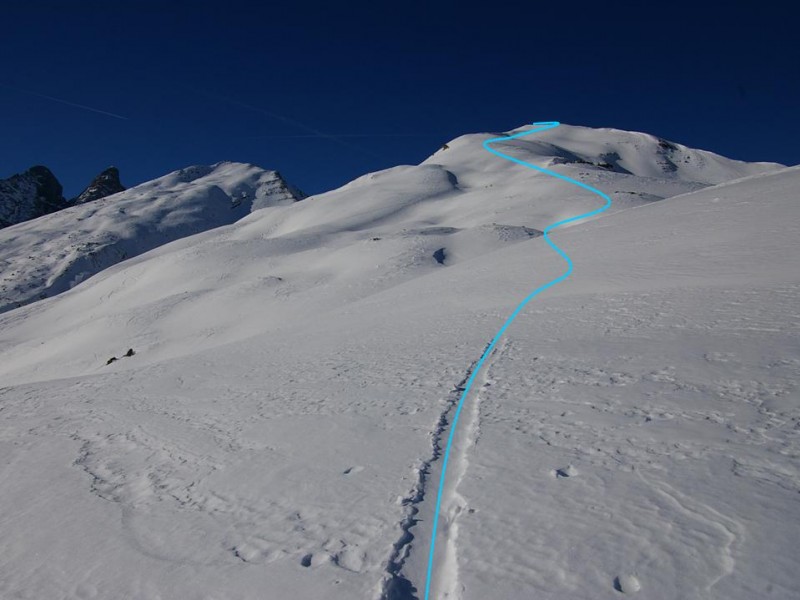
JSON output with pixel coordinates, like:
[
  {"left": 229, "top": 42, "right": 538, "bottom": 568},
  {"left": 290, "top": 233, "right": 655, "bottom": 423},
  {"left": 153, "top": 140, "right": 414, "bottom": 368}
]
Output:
[{"left": 422, "top": 121, "right": 612, "bottom": 600}]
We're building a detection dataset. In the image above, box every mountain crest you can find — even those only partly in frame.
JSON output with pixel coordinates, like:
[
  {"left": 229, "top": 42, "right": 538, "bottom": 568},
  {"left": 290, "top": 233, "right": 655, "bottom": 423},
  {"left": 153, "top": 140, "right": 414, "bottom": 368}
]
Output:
[
  {"left": 0, "top": 165, "right": 68, "bottom": 228},
  {"left": 73, "top": 166, "right": 125, "bottom": 204}
]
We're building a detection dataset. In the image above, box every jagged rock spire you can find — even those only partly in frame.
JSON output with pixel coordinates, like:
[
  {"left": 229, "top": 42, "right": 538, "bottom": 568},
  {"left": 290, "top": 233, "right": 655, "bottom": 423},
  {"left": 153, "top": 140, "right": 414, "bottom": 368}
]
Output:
[{"left": 73, "top": 166, "right": 125, "bottom": 204}]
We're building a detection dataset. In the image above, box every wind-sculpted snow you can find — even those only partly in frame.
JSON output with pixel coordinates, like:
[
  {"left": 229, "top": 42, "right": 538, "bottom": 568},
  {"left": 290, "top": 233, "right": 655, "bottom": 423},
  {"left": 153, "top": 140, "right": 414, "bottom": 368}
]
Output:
[{"left": 0, "top": 126, "right": 796, "bottom": 600}]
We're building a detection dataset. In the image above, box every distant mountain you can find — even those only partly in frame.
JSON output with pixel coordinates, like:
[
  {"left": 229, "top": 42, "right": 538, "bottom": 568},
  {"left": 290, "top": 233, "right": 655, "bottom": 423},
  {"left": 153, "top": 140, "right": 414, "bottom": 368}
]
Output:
[
  {"left": 73, "top": 166, "right": 125, "bottom": 204},
  {"left": 1, "top": 165, "right": 128, "bottom": 229},
  {"left": 0, "top": 162, "right": 305, "bottom": 312},
  {"left": 0, "top": 165, "right": 69, "bottom": 227}
]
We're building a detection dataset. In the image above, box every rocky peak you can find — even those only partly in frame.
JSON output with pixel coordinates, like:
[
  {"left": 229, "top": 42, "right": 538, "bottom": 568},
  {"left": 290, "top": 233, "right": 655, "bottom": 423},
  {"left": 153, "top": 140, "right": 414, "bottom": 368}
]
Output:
[
  {"left": 0, "top": 165, "right": 68, "bottom": 229},
  {"left": 73, "top": 166, "right": 125, "bottom": 204}
]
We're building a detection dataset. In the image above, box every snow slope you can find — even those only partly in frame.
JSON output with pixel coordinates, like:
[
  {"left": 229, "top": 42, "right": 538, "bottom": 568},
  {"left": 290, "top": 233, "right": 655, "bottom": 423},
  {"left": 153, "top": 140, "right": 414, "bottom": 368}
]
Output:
[
  {"left": 410, "top": 163, "right": 800, "bottom": 600},
  {"left": 0, "top": 126, "right": 782, "bottom": 381},
  {"left": 0, "top": 125, "right": 796, "bottom": 600},
  {"left": 0, "top": 162, "right": 304, "bottom": 313}
]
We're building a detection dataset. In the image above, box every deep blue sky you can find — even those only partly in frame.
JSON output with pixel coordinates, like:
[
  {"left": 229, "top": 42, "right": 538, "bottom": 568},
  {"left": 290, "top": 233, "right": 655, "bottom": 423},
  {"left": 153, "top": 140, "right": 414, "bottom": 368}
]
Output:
[{"left": 1, "top": 0, "right": 797, "bottom": 198}]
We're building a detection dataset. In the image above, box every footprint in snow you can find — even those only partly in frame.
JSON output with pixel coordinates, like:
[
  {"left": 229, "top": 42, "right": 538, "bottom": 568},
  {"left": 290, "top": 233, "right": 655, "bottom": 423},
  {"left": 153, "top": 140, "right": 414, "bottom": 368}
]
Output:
[
  {"left": 300, "top": 552, "right": 330, "bottom": 568},
  {"left": 553, "top": 465, "right": 578, "bottom": 478}
]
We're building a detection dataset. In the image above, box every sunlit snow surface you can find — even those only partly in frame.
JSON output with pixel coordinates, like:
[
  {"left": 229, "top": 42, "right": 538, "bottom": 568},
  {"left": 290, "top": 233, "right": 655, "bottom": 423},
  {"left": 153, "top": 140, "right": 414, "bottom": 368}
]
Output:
[{"left": 0, "top": 125, "right": 797, "bottom": 599}]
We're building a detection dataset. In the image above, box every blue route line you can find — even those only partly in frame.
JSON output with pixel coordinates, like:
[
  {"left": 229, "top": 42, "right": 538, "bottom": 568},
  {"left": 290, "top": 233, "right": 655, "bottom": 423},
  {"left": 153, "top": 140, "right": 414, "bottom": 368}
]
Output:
[{"left": 422, "top": 121, "right": 612, "bottom": 600}]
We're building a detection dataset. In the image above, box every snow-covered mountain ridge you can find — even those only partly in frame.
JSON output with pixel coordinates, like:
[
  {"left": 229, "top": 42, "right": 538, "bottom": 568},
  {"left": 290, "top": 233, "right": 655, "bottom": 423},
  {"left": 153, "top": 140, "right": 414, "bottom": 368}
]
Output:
[
  {"left": 0, "top": 124, "right": 796, "bottom": 600},
  {"left": 0, "top": 125, "right": 783, "bottom": 369},
  {"left": 1, "top": 124, "right": 781, "bottom": 316},
  {"left": 434, "top": 123, "right": 780, "bottom": 186},
  {"left": 0, "top": 161, "right": 304, "bottom": 313}
]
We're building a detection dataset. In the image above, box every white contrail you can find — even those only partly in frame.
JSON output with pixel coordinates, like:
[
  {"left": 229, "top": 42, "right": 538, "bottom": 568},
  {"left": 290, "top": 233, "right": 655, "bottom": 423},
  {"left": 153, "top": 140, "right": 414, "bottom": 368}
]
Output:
[
  {"left": 250, "top": 133, "right": 441, "bottom": 138},
  {"left": 1, "top": 84, "right": 128, "bottom": 120},
  {"left": 200, "top": 91, "right": 383, "bottom": 158}
]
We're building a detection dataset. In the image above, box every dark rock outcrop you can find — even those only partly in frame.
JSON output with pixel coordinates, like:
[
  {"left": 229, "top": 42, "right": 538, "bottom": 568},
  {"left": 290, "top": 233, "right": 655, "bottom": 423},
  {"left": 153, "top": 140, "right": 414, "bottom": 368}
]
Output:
[
  {"left": 73, "top": 166, "right": 125, "bottom": 204},
  {"left": 0, "top": 166, "right": 68, "bottom": 228}
]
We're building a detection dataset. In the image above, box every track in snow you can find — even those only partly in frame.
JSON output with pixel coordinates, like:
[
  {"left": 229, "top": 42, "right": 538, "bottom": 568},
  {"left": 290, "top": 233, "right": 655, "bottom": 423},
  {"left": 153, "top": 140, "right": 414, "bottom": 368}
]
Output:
[
  {"left": 422, "top": 121, "right": 612, "bottom": 600},
  {"left": 379, "top": 354, "right": 484, "bottom": 600}
]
